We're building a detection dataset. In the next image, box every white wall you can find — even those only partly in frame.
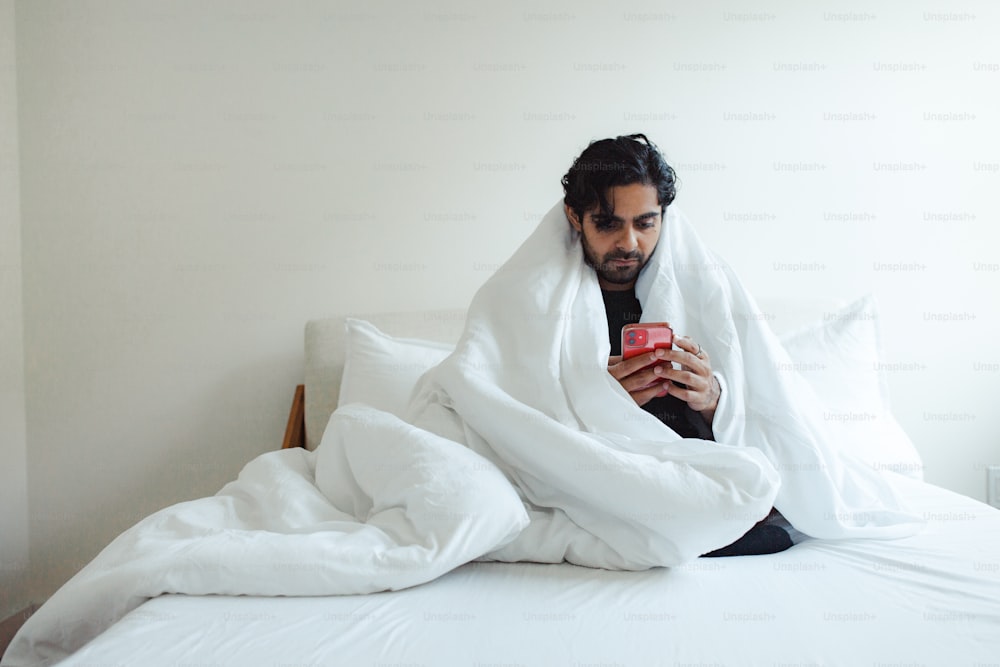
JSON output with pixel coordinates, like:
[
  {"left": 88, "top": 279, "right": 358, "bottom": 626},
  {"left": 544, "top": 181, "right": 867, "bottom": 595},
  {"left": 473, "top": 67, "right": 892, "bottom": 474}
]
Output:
[
  {"left": 0, "top": 0, "right": 30, "bottom": 619},
  {"left": 14, "top": 0, "right": 1000, "bottom": 602}
]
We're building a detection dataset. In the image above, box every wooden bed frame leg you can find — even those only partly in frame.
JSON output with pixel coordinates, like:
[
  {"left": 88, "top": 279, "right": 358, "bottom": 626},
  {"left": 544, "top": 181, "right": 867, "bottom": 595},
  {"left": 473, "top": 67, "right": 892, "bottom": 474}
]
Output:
[{"left": 281, "top": 384, "right": 306, "bottom": 449}]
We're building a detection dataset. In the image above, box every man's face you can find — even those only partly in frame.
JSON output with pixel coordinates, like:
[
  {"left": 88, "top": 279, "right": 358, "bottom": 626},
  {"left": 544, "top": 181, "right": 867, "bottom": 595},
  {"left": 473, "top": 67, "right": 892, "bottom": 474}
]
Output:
[{"left": 565, "top": 183, "right": 663, "bottom": 291}]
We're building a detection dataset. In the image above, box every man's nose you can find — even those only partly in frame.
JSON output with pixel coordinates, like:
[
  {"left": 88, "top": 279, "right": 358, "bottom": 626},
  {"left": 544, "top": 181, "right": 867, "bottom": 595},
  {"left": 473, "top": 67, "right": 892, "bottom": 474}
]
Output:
[{"left": 616, "top": 226, "right": 639, "bottom": 252}]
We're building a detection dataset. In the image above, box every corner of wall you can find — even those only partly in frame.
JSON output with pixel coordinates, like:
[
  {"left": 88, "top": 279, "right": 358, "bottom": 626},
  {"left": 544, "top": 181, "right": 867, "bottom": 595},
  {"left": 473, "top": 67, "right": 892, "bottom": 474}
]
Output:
[{"left": 0, "top": 0, "right": 33, "bottom": 618}]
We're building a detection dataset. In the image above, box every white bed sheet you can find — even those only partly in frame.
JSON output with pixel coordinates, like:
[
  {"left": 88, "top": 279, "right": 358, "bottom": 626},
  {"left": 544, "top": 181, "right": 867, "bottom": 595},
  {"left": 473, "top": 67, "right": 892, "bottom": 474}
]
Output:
[{"left": 60, "top": 474, "right": 1000, "bottom": 667}]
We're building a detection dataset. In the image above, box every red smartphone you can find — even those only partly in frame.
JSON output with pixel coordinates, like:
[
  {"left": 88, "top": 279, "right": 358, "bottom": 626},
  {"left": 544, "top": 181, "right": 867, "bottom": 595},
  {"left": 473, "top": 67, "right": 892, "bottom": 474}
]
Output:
[{"left": 622, "top": 322, "right": 673, "bottom": 360}]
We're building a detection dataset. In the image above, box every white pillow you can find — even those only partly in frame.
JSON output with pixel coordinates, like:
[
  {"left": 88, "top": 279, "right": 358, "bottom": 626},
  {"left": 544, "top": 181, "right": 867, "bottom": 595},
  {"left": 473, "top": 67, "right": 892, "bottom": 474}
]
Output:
[
  {"left": 779, "top": 294, "right": 925, "bottom": 479},
  {"left": 338, "top": 318, "right": 455, "bottom": 418}
]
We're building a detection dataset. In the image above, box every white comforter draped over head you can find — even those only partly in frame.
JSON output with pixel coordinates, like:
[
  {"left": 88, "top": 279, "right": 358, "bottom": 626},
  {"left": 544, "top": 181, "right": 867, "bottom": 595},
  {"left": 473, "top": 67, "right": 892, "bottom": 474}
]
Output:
[{"left": 406, "top": 200, "right": 923, "bottom": 567}]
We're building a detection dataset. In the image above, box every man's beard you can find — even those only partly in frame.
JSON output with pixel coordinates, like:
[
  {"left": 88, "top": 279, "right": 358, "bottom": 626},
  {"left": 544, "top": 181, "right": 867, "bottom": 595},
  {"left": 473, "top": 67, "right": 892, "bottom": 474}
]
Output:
[{"left": 580, "top": 233, "right": 645, "bottom": 286}]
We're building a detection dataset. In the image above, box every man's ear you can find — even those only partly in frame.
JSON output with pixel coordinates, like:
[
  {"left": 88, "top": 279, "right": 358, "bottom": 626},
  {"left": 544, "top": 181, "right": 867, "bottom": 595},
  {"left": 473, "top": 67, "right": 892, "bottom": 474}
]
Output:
[{"left": 564, "top": 204, "right": 582, "bottom": 232}]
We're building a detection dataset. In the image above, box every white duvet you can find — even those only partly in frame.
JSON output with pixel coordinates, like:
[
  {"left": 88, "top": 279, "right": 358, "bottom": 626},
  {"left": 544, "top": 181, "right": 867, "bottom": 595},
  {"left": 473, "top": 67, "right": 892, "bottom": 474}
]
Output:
[{"left": 3, "top": 203, "right": 923, "bottom": 666}]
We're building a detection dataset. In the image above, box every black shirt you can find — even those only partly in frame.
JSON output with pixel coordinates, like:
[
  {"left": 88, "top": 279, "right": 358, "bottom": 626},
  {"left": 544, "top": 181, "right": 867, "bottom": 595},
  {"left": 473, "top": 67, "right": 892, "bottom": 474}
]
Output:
[{"left": 602, "top": 288, "right": 715, "bottom": 440}]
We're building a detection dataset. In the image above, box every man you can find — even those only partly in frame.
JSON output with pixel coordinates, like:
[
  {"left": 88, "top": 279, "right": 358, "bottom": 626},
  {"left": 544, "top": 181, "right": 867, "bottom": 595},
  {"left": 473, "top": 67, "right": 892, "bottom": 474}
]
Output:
[
  {"left": 408, "top": 133, "right": 917, "bottom": 569},
  {"left": 562, "top": 135, "right": 720, "bottom": 440},
  {"left": 561, "top": 134, "right": 791, "bottom": 556}
]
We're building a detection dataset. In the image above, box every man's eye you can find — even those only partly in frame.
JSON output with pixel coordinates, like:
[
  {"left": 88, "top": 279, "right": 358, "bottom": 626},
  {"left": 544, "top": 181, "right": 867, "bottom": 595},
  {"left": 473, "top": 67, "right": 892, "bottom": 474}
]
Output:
[{"left": 593, "top": 219, "right": 615, "bottom": 231}]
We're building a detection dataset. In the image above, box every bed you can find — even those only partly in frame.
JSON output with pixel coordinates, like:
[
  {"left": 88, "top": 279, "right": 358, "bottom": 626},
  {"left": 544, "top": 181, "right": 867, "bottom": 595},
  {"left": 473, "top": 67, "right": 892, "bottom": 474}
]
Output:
[{"left": 9, "top": 296, "right": 1000, "bottom": 666}]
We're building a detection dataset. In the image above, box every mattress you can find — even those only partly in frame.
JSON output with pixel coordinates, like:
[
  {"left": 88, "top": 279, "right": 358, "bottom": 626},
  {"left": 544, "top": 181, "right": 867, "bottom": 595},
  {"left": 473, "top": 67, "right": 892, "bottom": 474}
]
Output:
[{"left": 61, "top": 474, "right": 1000, "bottom": 667}]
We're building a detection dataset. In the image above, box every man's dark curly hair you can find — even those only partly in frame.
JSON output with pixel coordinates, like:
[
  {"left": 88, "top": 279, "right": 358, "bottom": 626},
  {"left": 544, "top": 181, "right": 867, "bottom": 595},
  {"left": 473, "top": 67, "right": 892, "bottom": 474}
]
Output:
[{"left": 561, "top": 134, "right": 678, "bottom": 224}]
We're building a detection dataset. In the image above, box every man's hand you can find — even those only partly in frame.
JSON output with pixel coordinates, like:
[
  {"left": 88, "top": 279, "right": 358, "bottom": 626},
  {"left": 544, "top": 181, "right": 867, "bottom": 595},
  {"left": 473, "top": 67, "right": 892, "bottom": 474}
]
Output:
[
  {"left": 607, "top": 335, "right": 721, "bottom": 423},
  {"left": 607, "top": 352, "right": 672, "bottom": 407},
  {"left": 663, "top": 336, "right": 721, "bottom": 424}
]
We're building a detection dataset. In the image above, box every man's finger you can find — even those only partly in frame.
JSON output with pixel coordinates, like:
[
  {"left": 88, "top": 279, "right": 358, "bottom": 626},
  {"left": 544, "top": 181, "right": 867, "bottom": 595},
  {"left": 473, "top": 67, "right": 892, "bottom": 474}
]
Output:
[
  {"left": 653, "top": 366, "right": 704, "bottom": 391},
  {"left": 634, "top": 382, "right": 670, "bottom": 407},
  {"left": 658, "top": 346, "right": 706, "bottom": 375},
  {"left": 673, "top": 335, "right": 696, "bottom": 354},
  {"left": 608, "top": 351, "right": 662, "bottom": 379},
  {"left": 675, "top": 336, "right": 709, "bottom": 362},
  {"left": 623, "top": 366, "right": 667, "bottom": 393}
]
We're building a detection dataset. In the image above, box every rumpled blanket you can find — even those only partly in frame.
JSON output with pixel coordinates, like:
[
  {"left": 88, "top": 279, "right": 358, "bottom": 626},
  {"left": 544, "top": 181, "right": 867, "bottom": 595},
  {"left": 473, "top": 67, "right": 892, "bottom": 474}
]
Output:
[{"left": 3, "top": 202, "right": 922, "bottom": 666}]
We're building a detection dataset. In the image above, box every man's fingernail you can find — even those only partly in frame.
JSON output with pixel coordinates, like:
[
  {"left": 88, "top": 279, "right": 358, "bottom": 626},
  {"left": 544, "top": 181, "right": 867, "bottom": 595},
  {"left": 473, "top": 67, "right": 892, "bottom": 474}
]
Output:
[{"left": 655, "top": 349, "right": 666, "bottom": 358}]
